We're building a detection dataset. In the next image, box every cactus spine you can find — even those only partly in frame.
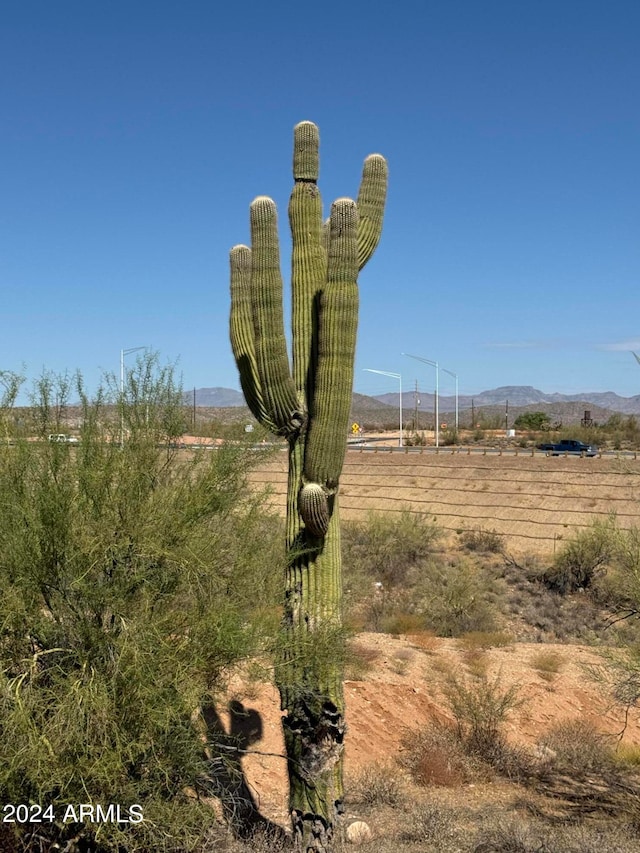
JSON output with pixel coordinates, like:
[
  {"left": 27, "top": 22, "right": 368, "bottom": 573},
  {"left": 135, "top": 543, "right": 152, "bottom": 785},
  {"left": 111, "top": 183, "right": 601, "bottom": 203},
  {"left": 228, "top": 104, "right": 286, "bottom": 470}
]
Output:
[{"left": 229, "top": 122, "right": 387, "bottom": 851}]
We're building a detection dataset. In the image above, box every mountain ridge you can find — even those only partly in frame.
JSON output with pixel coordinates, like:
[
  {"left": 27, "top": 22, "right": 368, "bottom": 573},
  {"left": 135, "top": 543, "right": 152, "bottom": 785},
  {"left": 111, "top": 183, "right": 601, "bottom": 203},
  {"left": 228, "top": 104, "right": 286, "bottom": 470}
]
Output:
[{"left": 192, "top": 385, "right": 640, "bottom": 415}]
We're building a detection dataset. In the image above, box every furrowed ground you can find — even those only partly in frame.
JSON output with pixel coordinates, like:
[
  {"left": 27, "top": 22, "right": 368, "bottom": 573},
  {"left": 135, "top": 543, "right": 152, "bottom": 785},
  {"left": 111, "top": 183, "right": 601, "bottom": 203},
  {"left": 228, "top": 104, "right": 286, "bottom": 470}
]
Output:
[{"left": 248, "top": 448, "right": 640, "bottom": 556}]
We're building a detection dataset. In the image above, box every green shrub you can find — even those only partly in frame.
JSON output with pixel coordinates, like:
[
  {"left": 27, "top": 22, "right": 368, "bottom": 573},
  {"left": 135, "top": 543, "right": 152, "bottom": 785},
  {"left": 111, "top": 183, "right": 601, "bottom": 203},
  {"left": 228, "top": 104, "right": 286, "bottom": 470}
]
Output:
[
  {"left": 0, "top": 360, "right": 283, "bottom": 852},
  {"left": 513, "top": 412, "right": 551, "bottom": 430},
  {"left": 444, "top": 670, "right": 524, "bottom": 770},
  {"left": 542, "top": 516, "right": 618, "bottom": 593},
  {"left": 421, "top": 558, "right": 499, "bottom": 637},
  {"left": 342, "top": 510, "right": 441, "bottom": 589}
]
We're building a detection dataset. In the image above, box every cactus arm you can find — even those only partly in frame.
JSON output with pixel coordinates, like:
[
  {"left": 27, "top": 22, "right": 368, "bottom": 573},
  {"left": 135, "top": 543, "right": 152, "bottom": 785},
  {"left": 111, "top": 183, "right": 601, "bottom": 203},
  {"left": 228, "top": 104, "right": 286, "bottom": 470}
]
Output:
[
  {"left": 289, "top": 122, "right": 326, "bottom": 403},
  {"left": 250, "top": 196, "right": 306, "bottom": 437},
  {"left": 229, "top": 244, "right": 280, "bottom": 432},
  {"left": 356, "top": 154, "right": 388, "bottom": 270},
  {"left": 301, "top": 199, "right": 358, "bottom": 537},
  {"left": 320, "top": 153, "right": 387, "bottom": 271}
]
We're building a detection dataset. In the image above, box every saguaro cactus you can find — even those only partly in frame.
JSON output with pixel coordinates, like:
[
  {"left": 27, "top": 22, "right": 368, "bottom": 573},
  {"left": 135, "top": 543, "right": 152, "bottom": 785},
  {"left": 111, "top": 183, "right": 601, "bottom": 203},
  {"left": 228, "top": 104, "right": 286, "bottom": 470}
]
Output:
[{"left": 229, "top": 122, "right": 387, "bottom": 851}]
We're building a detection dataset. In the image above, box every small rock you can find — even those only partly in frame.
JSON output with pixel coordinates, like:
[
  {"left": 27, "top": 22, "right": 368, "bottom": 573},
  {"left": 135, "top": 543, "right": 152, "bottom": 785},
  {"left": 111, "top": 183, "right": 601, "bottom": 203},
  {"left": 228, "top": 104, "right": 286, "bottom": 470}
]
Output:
[{"left": 346, "top": 820, "right": 373, "bottom": 844}]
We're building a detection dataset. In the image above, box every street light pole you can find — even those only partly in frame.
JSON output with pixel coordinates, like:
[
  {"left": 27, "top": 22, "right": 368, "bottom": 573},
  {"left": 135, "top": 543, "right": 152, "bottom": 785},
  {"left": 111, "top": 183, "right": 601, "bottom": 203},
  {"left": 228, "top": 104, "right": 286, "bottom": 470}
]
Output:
[
  {"left": 120, "top": 346, "right": 147, "bottom": 447},
  {"left": 402, "top": 353, "right": 439, "bottom": 447},
  {"left": 440, "top": 366, "right": 459, "bottom": 434},
  {"left": 363, "top": 368, "right": 403, "bottom": 447}
]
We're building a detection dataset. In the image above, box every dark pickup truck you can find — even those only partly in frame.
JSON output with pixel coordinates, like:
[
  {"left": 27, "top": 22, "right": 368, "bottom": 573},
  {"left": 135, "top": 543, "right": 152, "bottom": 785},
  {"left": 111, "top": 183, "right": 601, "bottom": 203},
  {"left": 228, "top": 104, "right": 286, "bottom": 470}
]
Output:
[{"left": 536, "top": 439, "right": 598, "bottom": 456}]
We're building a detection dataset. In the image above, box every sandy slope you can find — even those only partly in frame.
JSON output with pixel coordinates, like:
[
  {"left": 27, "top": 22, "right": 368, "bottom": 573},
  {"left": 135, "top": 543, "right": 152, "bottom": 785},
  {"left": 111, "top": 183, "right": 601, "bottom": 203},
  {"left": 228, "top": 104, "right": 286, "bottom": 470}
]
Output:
[
  {"left": 248, "top": 449, "right": 640, "bottom": 556},
  {"left": 218, "top": 632, "right": 640, "bottom": 825}
]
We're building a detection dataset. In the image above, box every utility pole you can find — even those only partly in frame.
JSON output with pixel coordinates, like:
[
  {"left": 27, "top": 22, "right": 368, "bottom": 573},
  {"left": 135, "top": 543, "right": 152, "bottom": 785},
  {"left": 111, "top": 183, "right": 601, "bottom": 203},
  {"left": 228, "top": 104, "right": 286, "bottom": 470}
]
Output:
[{"left": 413, "top": 380, "right": 420, "bottom": 431}]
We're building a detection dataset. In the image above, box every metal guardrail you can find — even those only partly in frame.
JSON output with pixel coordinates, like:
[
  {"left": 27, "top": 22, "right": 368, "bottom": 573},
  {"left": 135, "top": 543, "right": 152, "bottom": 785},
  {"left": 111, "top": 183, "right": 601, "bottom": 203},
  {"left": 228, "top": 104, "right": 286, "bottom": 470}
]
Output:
[{"left": 345, "top": 444, "right": 640, "bottom": 459}]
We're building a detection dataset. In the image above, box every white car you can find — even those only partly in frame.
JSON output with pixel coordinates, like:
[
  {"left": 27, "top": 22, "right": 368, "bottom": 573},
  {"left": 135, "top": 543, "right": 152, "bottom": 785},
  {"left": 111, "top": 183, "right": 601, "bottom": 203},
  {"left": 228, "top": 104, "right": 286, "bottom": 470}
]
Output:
[{"left": 47, "top": 434, "right": 80, "bottom": 444}]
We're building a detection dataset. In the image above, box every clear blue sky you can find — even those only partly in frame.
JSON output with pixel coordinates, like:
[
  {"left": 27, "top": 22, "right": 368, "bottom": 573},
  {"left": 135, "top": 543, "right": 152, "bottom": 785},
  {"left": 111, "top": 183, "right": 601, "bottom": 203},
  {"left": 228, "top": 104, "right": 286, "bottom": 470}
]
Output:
[{"left": 3, "top": 1, "right": 639, "bottom": 403}]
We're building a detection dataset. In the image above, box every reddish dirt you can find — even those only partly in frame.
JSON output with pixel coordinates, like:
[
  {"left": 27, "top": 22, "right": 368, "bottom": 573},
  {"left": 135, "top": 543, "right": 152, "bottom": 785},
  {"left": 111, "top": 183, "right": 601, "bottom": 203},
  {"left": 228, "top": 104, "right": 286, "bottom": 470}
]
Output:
[{"left": 219, "top": 632, "right": 640, "bottom": 825}]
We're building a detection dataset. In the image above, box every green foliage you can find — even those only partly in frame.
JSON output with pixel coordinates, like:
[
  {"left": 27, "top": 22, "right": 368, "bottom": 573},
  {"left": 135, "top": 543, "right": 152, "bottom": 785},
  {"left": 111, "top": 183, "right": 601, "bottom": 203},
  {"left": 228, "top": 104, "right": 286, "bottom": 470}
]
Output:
[
  {"left": 341, "top": 510, "right": 441, "bottom": 589},
  {"left": 0, "top": 359, "right": 283, "bottom": 852},
  {"left": 441, "top": 427, "right": 459, "bottom": 446},
  {"left": 543, "top": 515, "right": 618, "bottom": 593},
  {"left": 444, "top": 670, "right": 524, "bottom": 768},
  {"left": 421, "top": 558, "right": 499, "bottom": 637},
  {"left": 513, "top": 411, "right": 551, "bottom": 430},
  {"left": 342, "top": 514, "right": 499, "bottom": 637}
]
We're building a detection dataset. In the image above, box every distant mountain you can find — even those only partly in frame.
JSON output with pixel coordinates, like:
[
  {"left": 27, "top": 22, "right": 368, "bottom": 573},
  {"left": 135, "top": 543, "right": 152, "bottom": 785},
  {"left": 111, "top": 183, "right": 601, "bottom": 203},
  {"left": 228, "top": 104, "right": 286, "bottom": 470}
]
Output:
[
  {"left": 187, "top": 385, "right": 640, "bottom": 429},
  {"left": 374, "top": 385, "right": 640, "bottom": 415},
  {"left": 185, "top": 387, "right": 245, "bottom": 407}
]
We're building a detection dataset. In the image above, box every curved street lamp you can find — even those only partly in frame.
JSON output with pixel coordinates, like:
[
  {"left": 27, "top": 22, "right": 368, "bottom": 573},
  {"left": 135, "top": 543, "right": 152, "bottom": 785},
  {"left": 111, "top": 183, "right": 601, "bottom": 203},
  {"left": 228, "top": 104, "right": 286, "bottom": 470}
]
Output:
[
  {"left": 440, "top": 366, "right": 459, "bottom": 434},
  {"left": 120, "top": 345, "right": 148, "bottom": 447},
  {"left": 402, "top": 353, "right": 439, "bottom": 447},
  {"left": 363, "top": 368, "right": 403, "bottom": 447}
]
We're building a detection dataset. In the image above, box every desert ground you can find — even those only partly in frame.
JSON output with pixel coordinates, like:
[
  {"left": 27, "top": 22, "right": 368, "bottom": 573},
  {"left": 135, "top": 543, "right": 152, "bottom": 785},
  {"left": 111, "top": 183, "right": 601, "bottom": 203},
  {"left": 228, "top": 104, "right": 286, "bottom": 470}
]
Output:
[
  {"left": 221, "top": 633, "right": 640, "bottom": 827},
  {"left": 248, "top": 446, "right": 640, "bottom": 557}
]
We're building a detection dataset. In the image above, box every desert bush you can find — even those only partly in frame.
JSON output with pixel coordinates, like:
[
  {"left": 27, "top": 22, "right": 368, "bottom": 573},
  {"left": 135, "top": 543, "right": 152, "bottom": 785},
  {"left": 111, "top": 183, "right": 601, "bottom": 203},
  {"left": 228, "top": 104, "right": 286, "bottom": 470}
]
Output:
[
  {"left": 461, "top": 631, "right": 513, "bottom": 650},
  {"left": 343, "top": 514, "right": 502, "bottom": 637},
  {"left": 441, "top": 427, "right": 458, "bottom": 446},
  {"left": 444, "top": 671, "right": 524, "bottom": 770},
  {"left": 342, "top": 510, "right": 441, "bottom": 589},
  {"left": 399, "top": 721, "right": 478, "bottom": 786},
  {"left": 0, "top": 360, "right": 283, "bottom": 852},
  {"left": 380, "top": 612, "right": 426, "bottom": 636},
  {"left": 595, "top": 525, "right": 640, "bottom": 613},
  {"left": 530, "top": 650, "right": 564, "bottom": 681},
  {"left": 473, "top": 819, "right": 640, "bottom": 853},
  {"left": 531, "top": 719, "right": 640, "bottom": 827},
  {"left": 538, "top": 719, "right": 616, "bottom": 776},
  {"left": 398, "top": 801, "right": 457, "bottom": 844},
  {"left": 460, "top": 528, "right": 505, "bottom": 554},
  {"left": 345, "top": 640, "right": 382, "bottom": 679},
  {"left": 472, "top": 821, "right": 547, "bottom": 853},
  {"left": 349, "top": 761, "right": 406, "bottom": 807},
  {"left": 542, "top": 516, "right": 618, "bottom": 593},
  {"left": 420, "top": 558, "right": 499, "bottom": 637},
  {"left": 404, "top": 430, "right": 427, "bottom": 446}
]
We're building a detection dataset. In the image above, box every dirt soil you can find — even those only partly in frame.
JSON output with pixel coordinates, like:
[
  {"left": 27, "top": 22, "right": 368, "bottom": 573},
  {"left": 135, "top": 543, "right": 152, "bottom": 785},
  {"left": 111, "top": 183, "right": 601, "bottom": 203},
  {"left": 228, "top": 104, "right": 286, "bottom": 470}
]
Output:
[
  {"left": 248, "top": 450, "right": 640, "bottom": 556},
  {"left": 219, "top": 632, "right": 640, "bottom": 827}
]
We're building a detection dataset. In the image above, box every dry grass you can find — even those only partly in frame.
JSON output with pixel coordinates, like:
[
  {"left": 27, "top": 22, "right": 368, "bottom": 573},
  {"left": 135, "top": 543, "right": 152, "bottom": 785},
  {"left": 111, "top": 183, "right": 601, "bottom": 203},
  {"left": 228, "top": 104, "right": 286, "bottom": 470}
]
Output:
[
  {"left": 399, "top": 721, "right": 480, "bottom": 787},
  {"left": 348, "top": 761, "right": 406, "bottom": 807},
  {"left": 529, "top": 650, "right": 565, "bottom": 682},
  {"left": 389, "top": 648, "right": 414, "bottom": 675},
  {"left": 461, "top": 631, "right": 514, "bottom": 650},
  {"left": 345, "top": 640, "right": 382, "bottom": 679}
]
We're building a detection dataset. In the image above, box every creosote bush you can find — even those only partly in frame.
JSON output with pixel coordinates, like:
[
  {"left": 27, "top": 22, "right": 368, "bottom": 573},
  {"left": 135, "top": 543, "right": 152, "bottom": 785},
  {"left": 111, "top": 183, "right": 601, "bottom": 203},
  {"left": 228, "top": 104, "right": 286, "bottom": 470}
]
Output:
[
  {"left": 460, "top": 527, "right": 505, "bottom": 554},
  {"left": 0, "top": 359, "right": 283, "bottom": 853},
  {"left": 342, "top": 510, "right": 441, "bottom": 589},
  {"left": 542, "top": 515, "right": 617, "bottom": 593},
  {"left": 444, "top": 670, "right": 525, "bottom": 772},
  {"left": 342, "top": 514, "right": 501, "bottom": 637}
]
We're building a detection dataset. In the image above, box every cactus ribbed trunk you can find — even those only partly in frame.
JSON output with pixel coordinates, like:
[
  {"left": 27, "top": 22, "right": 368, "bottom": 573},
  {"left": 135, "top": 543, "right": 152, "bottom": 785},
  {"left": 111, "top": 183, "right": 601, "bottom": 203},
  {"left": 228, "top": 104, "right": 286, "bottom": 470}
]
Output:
[{"left": 229, "top": 122, "right": 387, "bottom": 852}]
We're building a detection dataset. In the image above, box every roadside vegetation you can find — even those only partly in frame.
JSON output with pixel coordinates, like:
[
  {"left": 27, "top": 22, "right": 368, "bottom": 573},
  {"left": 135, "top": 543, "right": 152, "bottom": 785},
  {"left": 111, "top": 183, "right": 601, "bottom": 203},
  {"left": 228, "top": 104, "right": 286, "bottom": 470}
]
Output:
[
  {"left": 0, "top": 357, "right": 284, "bottom": 853},
  {"left": 3, "top": 364, "right": 640, "bottom": 851}
]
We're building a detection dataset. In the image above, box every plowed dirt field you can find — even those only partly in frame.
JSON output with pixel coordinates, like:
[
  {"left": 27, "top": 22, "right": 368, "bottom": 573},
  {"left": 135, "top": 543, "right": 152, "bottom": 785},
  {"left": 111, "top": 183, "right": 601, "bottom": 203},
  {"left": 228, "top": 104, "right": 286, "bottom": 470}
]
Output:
[{"left": 248, "top": 449, "right": 640, "bottom": 556}]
